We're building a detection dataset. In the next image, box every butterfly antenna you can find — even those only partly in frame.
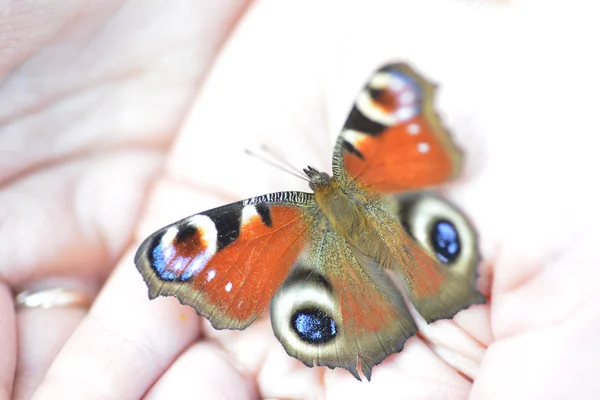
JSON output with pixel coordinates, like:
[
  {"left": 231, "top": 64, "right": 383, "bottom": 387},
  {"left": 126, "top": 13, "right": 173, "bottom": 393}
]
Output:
[
  {"left": 259, "top": 143, "right": 306, "bottom": 177},
  {"left": 244, "top": 148, "right": 309, "bottom": 182}
]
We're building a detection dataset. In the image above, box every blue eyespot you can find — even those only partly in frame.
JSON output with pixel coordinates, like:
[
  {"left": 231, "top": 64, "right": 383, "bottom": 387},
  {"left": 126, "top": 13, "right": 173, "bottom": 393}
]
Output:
[
  {"left": 292, "top": 309, "right": 337, "bottom": 344},
  {"left": 431, "top": 220, "right": 461, "bottom": 264}
]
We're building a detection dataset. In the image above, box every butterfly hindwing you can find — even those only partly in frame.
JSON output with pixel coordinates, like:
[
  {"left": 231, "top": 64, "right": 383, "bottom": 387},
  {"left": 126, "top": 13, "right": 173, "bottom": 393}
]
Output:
[
  {"left": 364, "top": 194, "right": 485, "bottom": 323},
  {"left": 270, "top": 228, "right": 418, "bottom": 381},
  {"left": 135, "top": 192, "right": 315, "bottom": 329},
  {"left": 333, "top": 63, "right": 462, "bottom": 193}
]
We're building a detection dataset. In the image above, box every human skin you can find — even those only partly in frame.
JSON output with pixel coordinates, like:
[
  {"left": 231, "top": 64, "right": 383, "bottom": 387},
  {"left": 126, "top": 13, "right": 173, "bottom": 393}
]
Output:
[{"left": 1, "top": 0, "right": 600, "bottom": 399}]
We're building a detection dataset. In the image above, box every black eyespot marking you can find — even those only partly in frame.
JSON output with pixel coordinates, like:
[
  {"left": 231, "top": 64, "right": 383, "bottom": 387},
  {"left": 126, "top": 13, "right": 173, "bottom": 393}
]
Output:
[
  {"left": 431, "top": 220, "right": 461, "bottom": 264},
  {"left": 343, "top": 106, "right": 387, "bottom": 135},
  {"left": 174, "top": 224, "right": 199, "bottom": 245},
  {"left": 292, "top": 308, "right": 337, "bottom": 344},
  {"left": 204, "top": 205, "right": 243, "bottom": 250},
  {"left": 148, "top": 233, "right": 163, "bottom": 269},
  {"left": 342, "top": 140, "right": 365, "bottom": 160},
  {"left": 368, "top": 87, "right": 384, "bottom": 101},
  {"left": 312, "top": 272, "right": 333, "bottom": 292},
  {"left": 255, "top": 203, "right": 272, "bottom": 228}
]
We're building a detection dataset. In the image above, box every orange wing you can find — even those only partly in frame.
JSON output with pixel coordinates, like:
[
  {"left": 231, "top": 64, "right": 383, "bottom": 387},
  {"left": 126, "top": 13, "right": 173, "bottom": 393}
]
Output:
[
  {"left": 135, "top": 192, "right": 314, "bottom": 329},
  {"left": 332, "top": 63, "right": 462, "bottom": 193}
]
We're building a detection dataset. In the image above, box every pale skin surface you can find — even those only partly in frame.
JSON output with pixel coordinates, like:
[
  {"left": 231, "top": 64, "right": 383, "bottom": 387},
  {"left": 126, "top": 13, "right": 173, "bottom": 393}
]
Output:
[{"left": 1, "top": 0, "right": 600, "bottom": 399}]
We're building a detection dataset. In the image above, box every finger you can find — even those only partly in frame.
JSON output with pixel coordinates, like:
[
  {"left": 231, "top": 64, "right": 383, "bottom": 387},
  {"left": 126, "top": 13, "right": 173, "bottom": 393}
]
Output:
[
  {"left": 14, "top": 308, "right": 88, "bottom": 400},
  {"left": 0, "top": 0, "right": 87, "bottom": 78},
  {"left": 32, "top": 253, "right": 203, "bottom": 400},
  {"left": 0, "top": 282, "right": 16, "bottom": 400},
  {"left": 0, "top": 0, "right": 251, "bottom": 183},
  {"left": 145, "top": 342, "right": 258, "bottom": 400},
  {"left": 1, "top": 0, "right": 255, "bottom": 285},
  {"left": 471, "top": 232, "right": 600, "bottom": 399},
  {"left": 3, "top": 0, "right": 254, "bottom": 398},
  {"left": 12, "top": 279, "right": 95, "bottom": 400},
  {"left": 3, "top": 153, "right": 161, "bottom": 399},
  {"left": 324, "top": 340, "right": 471, "bottom": 399}
]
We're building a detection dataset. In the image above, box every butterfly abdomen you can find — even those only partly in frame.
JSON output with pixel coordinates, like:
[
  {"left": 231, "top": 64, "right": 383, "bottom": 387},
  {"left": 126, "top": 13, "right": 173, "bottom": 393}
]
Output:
[{"left": 310, "top": 178, "right": 396, "bottom": 274}]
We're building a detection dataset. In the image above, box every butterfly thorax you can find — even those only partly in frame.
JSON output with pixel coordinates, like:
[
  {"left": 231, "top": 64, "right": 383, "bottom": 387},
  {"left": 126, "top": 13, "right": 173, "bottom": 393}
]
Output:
[{"left": 305, "top": 166, "right": 380, "bottom": 246}]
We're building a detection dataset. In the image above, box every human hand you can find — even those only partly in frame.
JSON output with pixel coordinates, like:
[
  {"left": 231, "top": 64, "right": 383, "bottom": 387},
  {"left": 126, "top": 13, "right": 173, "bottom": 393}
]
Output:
[
  {"left": 0, "top": 0, "right": 252, "bottom": 398},
  {"left": 2, "top": 1, "right": 600, "bottom": 399}
]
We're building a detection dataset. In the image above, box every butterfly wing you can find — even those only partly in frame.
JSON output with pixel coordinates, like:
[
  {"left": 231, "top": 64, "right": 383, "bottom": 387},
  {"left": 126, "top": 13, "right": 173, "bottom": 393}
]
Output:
[
  {"left": 332, "top": 63, "right": 462, "bottom": 193},
  {"left": 366, "top": 195, "right": 485, "bottom": 323},
  {"left": 135, "top": 192, "right": 315, "bottom": 329},
  {"left": 331, "top": 64, "right": 485, "bottom": 325},
  {"left": 270, "top": 228, "right": 417, "bottom": 381}
]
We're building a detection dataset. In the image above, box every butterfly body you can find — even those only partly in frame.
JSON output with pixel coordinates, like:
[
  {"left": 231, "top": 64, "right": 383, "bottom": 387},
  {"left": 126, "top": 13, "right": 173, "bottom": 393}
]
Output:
[{"left": 135, "top": 63, "right": 485, "bottom": 380}]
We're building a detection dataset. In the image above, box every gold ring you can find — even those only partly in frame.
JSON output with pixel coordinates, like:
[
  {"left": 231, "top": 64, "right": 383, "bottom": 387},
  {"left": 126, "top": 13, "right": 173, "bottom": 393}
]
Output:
[{"left": 15, "top": 287, "right": 93, "bottom": 309}]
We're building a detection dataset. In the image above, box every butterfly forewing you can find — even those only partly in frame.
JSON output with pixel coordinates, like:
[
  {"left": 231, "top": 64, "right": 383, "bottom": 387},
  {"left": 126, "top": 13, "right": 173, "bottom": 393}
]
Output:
[
  {"left": 332, "top": 63, "right": 462, "bottom": 192},
  {"left": 329, "top": 64, "right": 485, "bottom": 324},
  {"left": 135, "top": 192, "right": 315, "bottom": 329}
]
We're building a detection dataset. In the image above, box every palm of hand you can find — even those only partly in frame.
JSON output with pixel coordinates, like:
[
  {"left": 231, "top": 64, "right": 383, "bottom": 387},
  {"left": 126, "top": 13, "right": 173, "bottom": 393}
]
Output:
[{"left": 1, "top": 1, "right": 599, "bottom": 399}]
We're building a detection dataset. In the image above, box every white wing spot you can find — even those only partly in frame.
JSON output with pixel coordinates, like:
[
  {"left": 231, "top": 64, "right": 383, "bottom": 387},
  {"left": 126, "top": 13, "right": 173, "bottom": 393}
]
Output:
[
  {"left": 343, "top": 129, "right": 367, "bottom": 147},
  {"left": 394, "top": 107, "right": 416, "bottom": 122},
  {"left": 241, "top": 205, "right": 259, "bottom": 226},
  {"left": 187, "top": 214, "right": 218, "bottom": 255},
  {"left": 417, "top": 142, "right": 430, "bottom": 153},
  {"left": 356, "top": 92, "right": 396, "bottom": 126},
  {"left": 207, "top": 269, "right": 216, "bottom": 281},
  {"left": 370, "top": 72, "right": 393, "bottom": 89},
  {"left": 162, "top": 226, "right": 178, "bottom": 246},
  {"left": 407, "top": 123, "right": 420, "bottom": 135},
  {"left": 225, "top": 282, "right": 233, "bottom": 292}
]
